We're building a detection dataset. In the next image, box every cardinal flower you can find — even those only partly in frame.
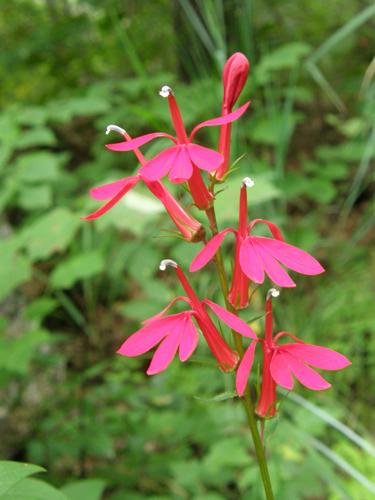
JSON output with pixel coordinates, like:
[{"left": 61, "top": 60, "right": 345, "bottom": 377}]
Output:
[
  {"left": 106, "top": 86, "right": 249, "bottom": 209},
  {"left": 190, "top": 178, "right": 325, "bottom": 288},
  {"left": 216, "top": 52, "right": 250, "bottom": 180},
  {"left": 82, "top": 125, "right": 204, "bottom": 242},
  {"left": 118, "top": 259, "right": 257, "bottom": 374},
  {"left": 235, "top": 289, "right": 351, "bottom": 418}
]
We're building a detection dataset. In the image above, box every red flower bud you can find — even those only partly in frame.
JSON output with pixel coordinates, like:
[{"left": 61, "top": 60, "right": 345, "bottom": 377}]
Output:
[{"left": 222, "top": 52, "right": 250, "bottom": 112}]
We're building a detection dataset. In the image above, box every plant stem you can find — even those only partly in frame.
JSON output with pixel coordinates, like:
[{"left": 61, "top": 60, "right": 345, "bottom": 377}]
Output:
[{"left": 205, "top": 204, "right": 274, "bottom": 500}]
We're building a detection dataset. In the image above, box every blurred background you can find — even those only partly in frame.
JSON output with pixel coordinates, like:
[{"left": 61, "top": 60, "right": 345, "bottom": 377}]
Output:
[{"left": 0, "top": 1, "right": 374, "bottom": 498}]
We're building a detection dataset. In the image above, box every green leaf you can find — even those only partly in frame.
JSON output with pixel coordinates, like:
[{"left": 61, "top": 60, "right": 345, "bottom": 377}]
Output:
[
  {"left": 13, "top": 152, "right": 66, "bottom": 183},
  {"left": 250, "top": 112, "right": 303, "bottom": 146},
  {"left": 18, "top": 185, "right": 52, "bottom": 211},
  {"left": 50, "top": 251, "right": 105, "bottom": 289},
  {"left": 23, "top": 298, "right": 58, "bottom": 321},
  {"left": 62, "top": 479, "right": 106, "bottom": 500},
  {"left": 1, "top": 477, "right": 67, "bottom": 500},
  {"left": 0, "top": 329, "right": 50, "bottom": 375},
  {"left": 21, "top": 208, "right": 80, "bottom": 261},
  {"left": 0, "top": 241, "right": 32, "bottom": 301},
  {"left": 256, "top": 42, "right": 311, "bottom": 83},
  {"left": 17, "top": 127, "right": 56, "bottom": 148},
  {"left": 0, "top": 461, "right": 45, "bottom": 496}
]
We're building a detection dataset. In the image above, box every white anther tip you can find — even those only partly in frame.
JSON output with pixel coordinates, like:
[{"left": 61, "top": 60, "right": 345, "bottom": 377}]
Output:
[
  {"left": 267, "top": 288, "right": 280, "bottom": 299},
  {"left": 242, "top": 177, "right": 255, "bottom": 188},
  {"left": 159, "top": 259, "right": 178, "bottom": 271},
  {"left": 106, "top": 124, "right": 126, "bottom": 136},
  {"left": 159, "top": 85, "right": 173, "bottom": 98}
]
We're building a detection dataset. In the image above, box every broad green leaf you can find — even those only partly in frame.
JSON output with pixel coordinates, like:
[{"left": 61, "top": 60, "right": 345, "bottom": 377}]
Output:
[
  {"left": 1, "top": 477, "right": 67, "bottom": 500},
  {"left": 62, "top": 479, "right": 106, "bottom": 500},
  {"left": 21, "top": 208, "right": 80, "bottom": 260},
  {"left": 23, "top": 298, "right": 58, "bottom": 321},
  {"left": 13, "top": 152, "right": 66, "bottom": 183},
  {"left": 0, "top": 329, "right": 50, "bottom": 375},
  {"left": 0, "top": 461, "right": 45, "bottom": 496},
  {"left": 250, "top": 112, "right": 303, "bottom": 146},
  {"left": 50, "top": 251, "right": 105, "bottom": 289},
  {"left": 0, "top": 241, "right": 31, "bottom": 301},
  {"left": 17, "top": 127, "right": 56, "bottom": 148},
  {"left": 18, "top": 185, "right": 52, "bottom": 211},
  {"left": 256, "top": 42, "right": 311, "bottom": 83}
]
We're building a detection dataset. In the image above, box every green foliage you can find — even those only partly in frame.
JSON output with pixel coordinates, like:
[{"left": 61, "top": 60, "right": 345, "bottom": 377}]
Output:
[{"left": 0, "top": 1, "right": 374, "bottom": 499}]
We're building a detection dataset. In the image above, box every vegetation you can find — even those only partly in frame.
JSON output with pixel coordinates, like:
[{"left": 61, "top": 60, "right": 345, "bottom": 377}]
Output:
[{"left": 0, "top": 1, "right": 374, "bottom": 498}]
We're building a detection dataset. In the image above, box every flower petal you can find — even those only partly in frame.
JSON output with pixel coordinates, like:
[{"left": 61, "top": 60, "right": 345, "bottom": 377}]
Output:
[
  {"left": 255, "top": 237, "right": 325, "bottom": 276},
  {"left": 239, "top": 237, "right": 265, "bottom": 283},
  {"left": 179, "top": 316, "right": 199, "bottom": 362},
  {"left": 203, "top": 299, "right": 257, "bottom": 339},
  {"left": 82, "top": 179, "right": 139, "bottom": 221},
  {"left": 190, "top": 228, "right": 235, "bottom": 272},
  {"left": 139, "top": 146, "right": 180, "bottom": 181},
  {"left": 106, "top": 132, "right": 175, "bottom": 152},
  {"left": 90, "top": 175, "right": 140, "bottom": 200},
  {"left": 168, "top": 146, "right": 193, "bottom": 183},
  {"left": 282, "top": 351, "right": 331, "bottom": 390},
  {"left": 247, "top": 219, "right": 284, "bottom": 241},
  {"left": 117, "top": 317, "right": 176, "bottom": 357},
  {"left": 187, "top": 144, "right": 223, "bottom": 172},
  {"left": 236, "top": 341, "right": 257, "bottom": 396},
  {"left": 270, "top": 351, "right": 294, "bottom": 390},
  {"left": 142, "top": 297, "right": 191, "bottom": 326},
  {"left": 281, "top": 343, "right": 351, "bottom": 371},
  {"left": 190, "top": 101, "right": 250, "bottom": 139},
  {"left": 252, "top": 239, "right": 296, "bottom": 288},
  {"left": 147, "top": 329, "right": 181, "bottom": 375}
]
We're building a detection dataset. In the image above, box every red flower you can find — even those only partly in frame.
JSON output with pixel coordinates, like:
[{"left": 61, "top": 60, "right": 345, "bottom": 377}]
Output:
[
  {"left": 190, "top": 179, "right": 324, "bottom": 288},
  {"left": 235, "top": 290, "right": 351, "bottom": 418},
  {"left": 106, "top": 87, "right": 249, "bottom": 209},
  {"left": 118, "top": 260, "right": 257, "bottom": 374},
  {"left": 82, "top": 126, "right": 204, "bottom": 242}
]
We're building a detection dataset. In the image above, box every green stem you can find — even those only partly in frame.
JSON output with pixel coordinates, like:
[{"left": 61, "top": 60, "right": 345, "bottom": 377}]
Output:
[{"left": 205, "top": 205, "right": 274, "bottom": 500}]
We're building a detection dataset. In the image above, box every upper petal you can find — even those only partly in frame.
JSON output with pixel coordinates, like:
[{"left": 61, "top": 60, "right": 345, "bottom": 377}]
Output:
[
  {"left": 281, "top": 343, "right": 351, "bottom": 371},
  {"left": 168, "top": 146, "right": 193, "bottom": 183},
  {"left": 142, "top": 297, "right": 191, "bottom": 326},
  {"left": 239, "top": 237, "right": 265, "bottom": 283},
  {"left": 106, "top": 132, "right": 176, "bottom": 152},
  {"left": 247, "top": 219, "right": 284, "bottom": 241},
  {"left": 236, "top": 341, "right": 257, "bottom": 396},
  {"left": 190, "top": 228, "right": 235, "bottom": 272},
  {"left": 178, "top": 316, "right": 199, "bottom": 362},
  {"left": 187, "top": 144, "right": 223, "bottom": 172},
  {"left": 139, "top": 146, "right": 180, "bottom": 181},
  {"left": 252, "top": 239, "right": 296, "bottom": 288},
  {"left": 146, "top": 329, "right": 181, "bottom": 375},
  {"left": 190, "top": 101, "right": 250, "bottom": 139},
  {"left": 90, "top": 175, "right": 140, "bottom": 200},
  {"left": 203, "top": 299, "right": 257, "bottom": 339}
]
